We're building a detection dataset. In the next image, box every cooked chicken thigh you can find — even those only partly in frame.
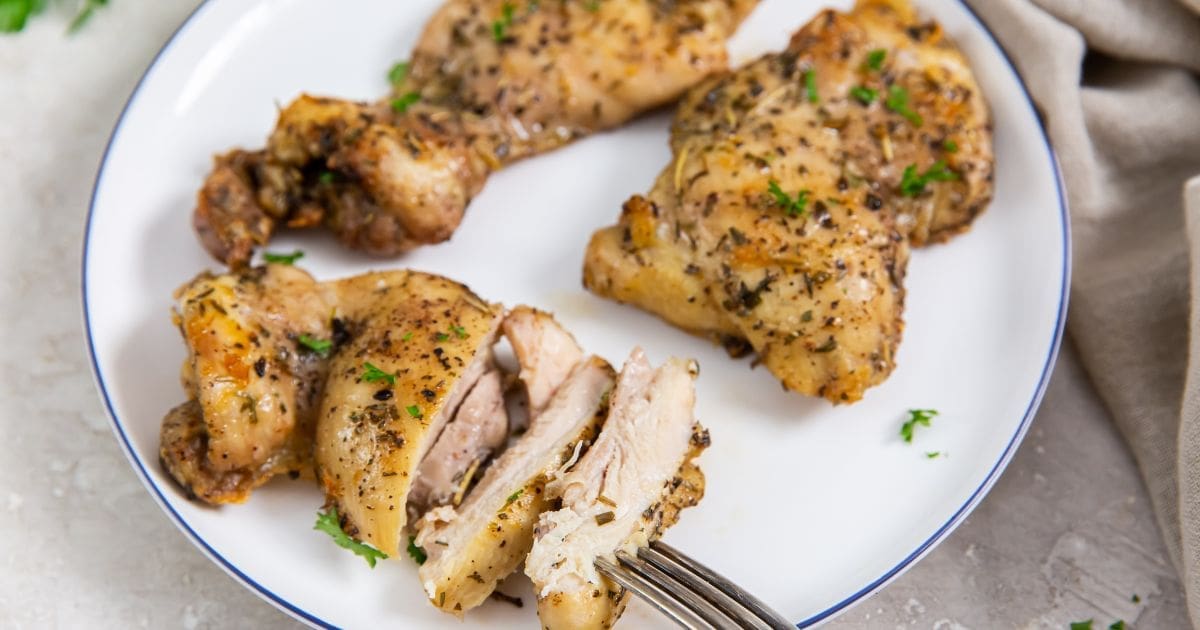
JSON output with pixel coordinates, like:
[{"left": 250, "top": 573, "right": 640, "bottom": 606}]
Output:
[
  {"left": 526, "top": 349, "right": 707, "bottom": 630},
  {"left": 415, "top": 356, "right": 614, "bottom": 615},
  {"left": 583, "top": 0, "right": 992, "bottom": 403},
  {"left": 314, "top": 271, "right": 503, "bottom": 557},
  {"left": 195, "top": 0, "right": 759, "bottom": 267},
  {"left": 160, "top": 265, "right": 334, "bottom": 503}
]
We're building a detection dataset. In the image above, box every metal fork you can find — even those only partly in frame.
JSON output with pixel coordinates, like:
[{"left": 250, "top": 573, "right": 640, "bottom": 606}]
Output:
[{"left": 595, "top": 541, "right": 794, "bottom": 629}]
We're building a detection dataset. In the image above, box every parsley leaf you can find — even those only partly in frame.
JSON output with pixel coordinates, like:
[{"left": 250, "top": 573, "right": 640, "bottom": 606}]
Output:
[
  {"left": 298, "top": 334, "right": 333, "bottom": 357},
  {"left": 850, "top": 85, "right": 877, "bottom": 105},
  {"left": 388, "top": 60, "right": 409, "bottom": 86},
  {"left": 1109, "top": 621, "right": 1126, "bottom": 630},
  {"left": 865, "top": 48, "right": 886, "bottom": 71},
  {"left": 584, "top": 0, "right": 601, "bottom": 11},
  {"left": 436, "top": 332, "right": 450, "bottom": 342},
  {"left": 943, "top": 139, "right": 959, "bottom": 153},
  {"left": 317, "top": 170, "right": 335, "bottom": 185},
  {"left": 263, "top": 250, "right": 304, "bottom": 265},
  {"left": 900, "top": 408, "right": 938, "bottom": 443},
  {"left": 401, "top": 331, "right": 414, "bottom": 342},
  {"left": 1070, "top": 621, "right": 1093, "bottom": 630},
  {"left": 391, "top": 91, "right": 420, "bottom": 114},
  {"left": 885, "top": 85, "right": 922, "bottom": 126},
  {"left": 314, "top": 507, "right": 389, "bottom": 568},
  {"left": 899, "top": 160, "right": 959, "bottom": 197},
  {"left": 406, "top": 404, "right": 423, "bottom": 419},
  {"left": 1131, "top": 594, "right": 1141, "bottom": 604},
  {"left": 362, "top": 362, "right": 396, "bottom": 385},
  {"left": 925, "top": 451, "right": 942, "bottom": 459},
  {"left": 505, "top": 489, "right": 523, "bottom": 505},
  {"left": 767, "top": 180, "right": 810, "bottom": 217},
  {"left": 492, "top": 2, "right": 515, "bottom": 41},
  {"left": 803, "top": 69, "right": 818, "bottom": 103},
  {"left": 451, "top": 325, "right": 468, "bottom": 339},
  {"left": 407, "top": 536, "right": 427, "bottom": 565},
  {"left": 0, "top": 0, "right": 45, "bottom": 33}
]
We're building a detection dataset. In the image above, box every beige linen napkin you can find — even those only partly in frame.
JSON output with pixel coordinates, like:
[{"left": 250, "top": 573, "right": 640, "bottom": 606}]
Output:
[{"left": 963, "top": 0, "right": 1200, "bottom": 623}]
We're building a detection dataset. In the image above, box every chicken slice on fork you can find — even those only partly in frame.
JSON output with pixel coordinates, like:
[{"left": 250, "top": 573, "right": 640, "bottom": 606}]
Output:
[
  {"left": 314, "top": 270, "right": 503, "bottom": 557},
  {"left": 194, "top": 0, "right": 760, "bottom": 267},
  {"left": 160, "top": 265, "right": 335, "bottom": 504},
  {"left": 583, "top": 0, "right": 992, "bottom": 403},
  {"left": 526, "top": 349, "right": 708, "bottom": 630}
]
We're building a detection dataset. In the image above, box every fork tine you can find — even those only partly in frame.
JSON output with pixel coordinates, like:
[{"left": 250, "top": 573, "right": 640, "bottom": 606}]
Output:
[
  {"left": 648, "top": 542, "right": 795, "bottom": 630},
  {"left": 615, "top": 549, "right": 742, "bottom": 629},
  {"left": 595, "top": 556, "right": 711, "bottom": 629},
  {"left": 638, "top": 546, "right": 771, "bottom": 630}
]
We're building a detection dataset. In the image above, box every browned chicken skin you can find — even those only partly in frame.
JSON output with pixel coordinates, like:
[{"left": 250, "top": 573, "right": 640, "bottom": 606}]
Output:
[
  {"left": 583, "top": 0, "right": 993, "bottom": 403},
  {"left": 195, "top": 0, "right": 759, "bottom": 267},
  {"left": 160, "top": 265, "right": 334, "bottom": 503}
]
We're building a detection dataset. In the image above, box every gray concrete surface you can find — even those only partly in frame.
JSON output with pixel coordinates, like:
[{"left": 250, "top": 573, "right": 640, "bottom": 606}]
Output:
[{"left": 0, "top": 1, "right": 1188, "bottom": 627}]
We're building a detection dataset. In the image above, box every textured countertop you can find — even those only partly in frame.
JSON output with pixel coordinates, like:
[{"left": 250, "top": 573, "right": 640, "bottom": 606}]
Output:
[{"left": 0, "top": 2, "right": 1188, "bottom": 628}]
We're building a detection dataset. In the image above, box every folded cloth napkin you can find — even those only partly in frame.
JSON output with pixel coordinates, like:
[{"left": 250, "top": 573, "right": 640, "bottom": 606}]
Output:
[{"left": 964, "top": 0, "right": 1200, "bottom": 623}]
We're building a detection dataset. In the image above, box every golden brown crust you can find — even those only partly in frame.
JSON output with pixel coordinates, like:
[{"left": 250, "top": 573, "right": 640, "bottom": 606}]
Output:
[
  {"left": 193, "top": 0, "right": 759, "bottom": 267},
  {"left": 583, "top": 0, "right": 991, "bottom": 403},
  {"left": 314, "top": 271, "right": 502, "bottom": 557}
]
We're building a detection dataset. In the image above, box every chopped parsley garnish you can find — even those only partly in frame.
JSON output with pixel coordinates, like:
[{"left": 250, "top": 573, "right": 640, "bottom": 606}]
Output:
[
  {"left": 584, "top": 0, "right": 601, "bottom": 11},
  {"left": 451, "top": 325, "right": 468, "bottom": 339},
  {"left": 362, "top": 362, "right": 396, "bottom": 385},
  {"left": 298, "top": 334, "right": 333, "bottom": 357},
  {"left": 865, "top": 49, "right": 886, "bottom": 71},
  {"left": 391, "top": 91, "right": 420, "bottom": 114},
  {"left": 1132, "top": 594, "right": 1141, "bottom": 603},
  {"left": 387, "top": 60, "right": 409, "bottom": 86},
  {"left": 314, "top": 507, "right": 389, "bottom": 568},
  {"left": 885, "top": 85, "right": 922, "bottom": 126},
  {"left": 1069, "top": 621, "right": 1093, "bottom": 630},
  {"left": 317, "top": 170, "right": 335, "bottom": 184},
  {"left": 943, "top": 139, "right": 959, "bottom": 153},
  {"left": 925, "top": 451, "right": 942, "bottom": 459},
  {"left": 436, "top": 332, "right": 450, "bottom": 342},
  {"left": 1109, "top": 621, "right": 1126, "bottom": 630},
  {"left": 263, "top": 250, "right": 304, "bottom": 265},
  {"left": 407, "top": 536, "right": 427, "bottom": 565},
  {"left": 505, "top": 489, "right": 523, "bottom": 505},
  {"left": 492, "top": 2, "right": 515, "bottom": 41},
  {"left": 899, "top": 160, "right": 959, "bottom": 197},
  {"left": 849, "top": 85, "right": 877, "bottom": 105},
  {"left": 406, "top": 404, "right": 423, "bottom": 419},
  {"left": 767, "top": 180, "right": 809, "bottom": 217},
  {"left": 900, "top": 408, "right": 938, "bottom": 443},
  {"left": 803, "top": 69, "right": 818, "bottom": 103},
  {"left": 1, "top": 0, "right": 44, "bottom": 33},
  {"left": 1, "top": 0, "right": 107, "bottom": 34},
  {"left": 401, "top": 331, "right": 414, "bottom": 342}
]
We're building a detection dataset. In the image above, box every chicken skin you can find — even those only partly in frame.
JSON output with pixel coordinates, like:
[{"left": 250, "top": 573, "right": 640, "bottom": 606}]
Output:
[
  {"left": 583, "top": 0, "right": 993, "bottom": 403},
  {"left": 160, "top": 265, "right": 335, "bottom": 503},
  {"left": 314, "top": 271, "right": 504, "bottom": 557},
  {"left": 195, "top": 0, "right": 759, "bottom": 267}
]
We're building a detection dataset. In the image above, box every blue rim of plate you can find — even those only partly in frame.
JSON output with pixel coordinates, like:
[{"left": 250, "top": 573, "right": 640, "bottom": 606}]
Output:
[{"left": 80, "top": 1, "right": 1071, "bottom": 628}]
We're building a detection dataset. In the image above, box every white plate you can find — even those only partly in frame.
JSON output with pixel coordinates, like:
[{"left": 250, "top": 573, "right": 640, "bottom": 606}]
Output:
[{"left": 82, "top": 0, "right": 1068, "bottom": 627}]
